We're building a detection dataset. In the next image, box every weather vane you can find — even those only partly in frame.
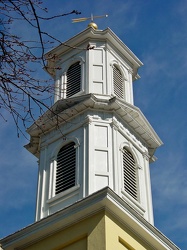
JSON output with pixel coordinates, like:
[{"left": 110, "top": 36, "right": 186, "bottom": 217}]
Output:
[{"left": 72, "top": 14, "right": 108, "bottom": 30}]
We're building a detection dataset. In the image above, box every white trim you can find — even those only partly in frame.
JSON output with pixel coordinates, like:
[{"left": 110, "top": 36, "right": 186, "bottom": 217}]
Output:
[
  {"left": 121, "top": 189, "right": 145, "bottom": 216},
  {"left": 47, "top": 184, "right": 80, "bottom": 206},
  {"left": 112, "top": 117, "right": 148, "bottom": 154}
]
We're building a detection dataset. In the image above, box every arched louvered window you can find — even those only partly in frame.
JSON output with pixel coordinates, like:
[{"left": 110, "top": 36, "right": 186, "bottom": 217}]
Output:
[
  {"left": 113, "top": 65, "right": 124, "bottom": 98},
  {"left": 123, "top": 148, "right": 138, "bottom": 201},
  {"left": 66, "top": 61, "right": 81, "bottom": 98},
  {"left": 56, "top": 142, "right": 76, "bottom": 195}
]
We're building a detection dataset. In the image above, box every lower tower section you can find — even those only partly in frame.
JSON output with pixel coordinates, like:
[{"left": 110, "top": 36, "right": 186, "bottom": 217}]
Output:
[{"left": 26, "top": 94, "right": 162, "bottom": 223}]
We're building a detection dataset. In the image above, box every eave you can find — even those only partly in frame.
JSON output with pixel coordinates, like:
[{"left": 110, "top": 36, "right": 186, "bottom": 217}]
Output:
[
  {"left": 45, "top": 27, "right": 143, "bottom": 80},
  {"left": 25, "top": 94, "right": 163, "bottom": 158},
  {"left": 0, "top": 187, "right": 179, "bottom": 250}
]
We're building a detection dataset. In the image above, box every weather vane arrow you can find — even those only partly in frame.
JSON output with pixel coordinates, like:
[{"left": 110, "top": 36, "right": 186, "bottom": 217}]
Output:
[{"left": 72, "top": 14, "right": 108, "bottom": 29}]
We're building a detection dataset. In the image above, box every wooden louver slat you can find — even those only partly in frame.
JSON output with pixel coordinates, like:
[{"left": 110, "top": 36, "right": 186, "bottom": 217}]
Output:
[
  {"left": 123, "top": 148, "right": 138, "bottom": 201},
  {"left": 66, "top": 62, "right": 81, "bottom": 98},
  {"left": 113, "top": 65, "right": 124, "bottom": 98},
  {"left": 55, "top": 142, "right": 76, "bottom": 195}
]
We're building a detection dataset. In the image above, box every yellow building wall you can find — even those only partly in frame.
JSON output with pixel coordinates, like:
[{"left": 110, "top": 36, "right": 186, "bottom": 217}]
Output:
[
  {"left": 20, "top": 210, "right": 153, "bottom": 250},
  {"left": 61, "top": 236, "right": 87, "bottom": 250},
  {"left": 23, "top": 211, "right": 106, "bottom": 250},
  {"left": 105, "top": 212, "right": 151, "bottom": 250}
]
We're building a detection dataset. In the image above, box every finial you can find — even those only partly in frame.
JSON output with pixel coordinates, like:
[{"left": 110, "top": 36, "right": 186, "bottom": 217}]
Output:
[{"left": 72, "top": 14, "right": 108, "bottom": 30}]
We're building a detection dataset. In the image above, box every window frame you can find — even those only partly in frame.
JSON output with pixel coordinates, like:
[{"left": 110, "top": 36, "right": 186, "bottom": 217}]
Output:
[
  {"left": 55, "top": 141, "right": 77, "bottom": 195},
  {"left": 122, "top": 147, "right": 139, "bottom": 201},
  {"left": 119, "top": 143, "right": 141, "bottom": 205},
  {"left": 119, "top": 141, "right": 146, "bottom": 217},
  {"left": 110, "top": 61, "right": 127, "bottom": 100},
  {"left": 66, "top": 61, "right": 82, "bottom": 98},
  {"left": 113, "top": 64, "right": 124, "bottom": 99},
  {"left": 58, "top": 57, "right": 85, "bottom": 100},
  {"left": 48, "top": 139, "right": 80, "bottom": 200}
]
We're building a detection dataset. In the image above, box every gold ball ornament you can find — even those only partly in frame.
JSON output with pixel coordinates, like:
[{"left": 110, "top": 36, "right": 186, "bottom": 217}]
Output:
[{"left": 88, "top": 22, "right": 98, "bottom": 30}]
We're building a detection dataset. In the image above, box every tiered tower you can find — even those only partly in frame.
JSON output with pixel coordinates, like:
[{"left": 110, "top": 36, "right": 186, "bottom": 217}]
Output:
[
  {"left": 26, "top": 25, "right": 162, "bottom": 223},
  {"left": 0, "top": 24, "right": 180, "bottom": 250}
]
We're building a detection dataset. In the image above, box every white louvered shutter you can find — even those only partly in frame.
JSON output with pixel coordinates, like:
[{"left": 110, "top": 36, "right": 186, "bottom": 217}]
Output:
[
  {"left": 123, "top": 148, "right": 138, "bottom": 201},
  {"left": 113, "top": 65, "right": 124, "bottom": 98},
  {"left": 66, "top": 62, "right": 81, "bottom": 98},
  {"left": 56, "top": 142, "right": 76, "bottom": 195}
]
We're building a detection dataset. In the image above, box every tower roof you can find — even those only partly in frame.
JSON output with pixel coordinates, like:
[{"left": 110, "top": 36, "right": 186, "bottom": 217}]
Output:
[{"left": 45, "top": 27, "right": 143, "bottom": 81}]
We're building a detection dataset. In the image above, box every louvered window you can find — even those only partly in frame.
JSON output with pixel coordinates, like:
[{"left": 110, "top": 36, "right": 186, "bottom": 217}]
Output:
[
  {"left": 123, "top": 148, "right": 138, "bottom": 201},
  {"left": 55, "top": 142, "right": 76, "bottom": 195},
  {"left": 66, "top": 61, "right": 81, "bottom": 98},
  {"left": 113, "top": 65, "right": 124, "bottom": 98}
]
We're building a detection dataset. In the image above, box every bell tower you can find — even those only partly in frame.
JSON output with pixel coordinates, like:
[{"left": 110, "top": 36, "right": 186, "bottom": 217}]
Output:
[
  {"left": 25, "top": 26, "right": 162, "bottom": 224},
  {"left": 1, "top": 23, "right": 181, "bottom": 250}
]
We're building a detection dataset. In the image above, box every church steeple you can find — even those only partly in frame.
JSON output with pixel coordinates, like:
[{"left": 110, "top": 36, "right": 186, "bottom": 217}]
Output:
[
  {"left": 25, "top": 26, "right": 162, "bottom": 224},
  {"left": 2, "top": 24, "right": 181, "bottom": 250}
]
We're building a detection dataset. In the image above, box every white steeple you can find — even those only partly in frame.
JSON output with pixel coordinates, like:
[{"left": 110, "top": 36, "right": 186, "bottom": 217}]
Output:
[{"left": 25, "top": 26, "right": 162, "bottom": 224}]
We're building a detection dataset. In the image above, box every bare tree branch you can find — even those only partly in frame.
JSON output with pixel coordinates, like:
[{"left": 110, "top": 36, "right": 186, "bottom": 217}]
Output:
[{"left": 0, "top": 0, "right": 81, "bottom": 137}]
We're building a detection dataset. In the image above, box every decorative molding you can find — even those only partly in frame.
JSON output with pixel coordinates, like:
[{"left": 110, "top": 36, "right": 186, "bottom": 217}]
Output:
[
  {"left": 58, "top": 55, "right": 85, "bottom": 69},
  {"left": 143, "top": 152, "right": 150, "bottom": 161},
  {"left": 137, "top": 163, "right": 142, "bottom": 170},
  {"left": 86, "top": 115, "right": 94, "bottom": 124},
  {"left": 110, "top": 59, "right": 121, "bottom": 68},
  {"left": 112, "top": 117, "right": 147, "bottom": 153},
  {"left": 92, "top": 114, "right": 102, "bottom": 120},
  {"left": 86, "top": 114, "right": 103, "bottom": 124},
  {"left": 127, "top": 68, "right": 133, "bottom": 74}
]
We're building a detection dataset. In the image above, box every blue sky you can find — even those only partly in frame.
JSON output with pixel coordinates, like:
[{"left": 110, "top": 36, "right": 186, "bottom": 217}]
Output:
[{"left": 0, "top": 0, "right": 187, "bottom": 249}]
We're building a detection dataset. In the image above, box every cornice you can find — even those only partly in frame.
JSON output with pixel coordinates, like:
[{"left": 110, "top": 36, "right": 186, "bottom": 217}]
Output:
[
  {"left": 45, "top": 27, "right": 143, "bottom": 80},
  {"left": 25, "top": 94, "right": 162, "bottom": 158}
]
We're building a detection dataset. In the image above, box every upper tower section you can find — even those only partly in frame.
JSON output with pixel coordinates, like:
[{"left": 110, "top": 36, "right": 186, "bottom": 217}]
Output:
[{"left": 45, "top": 27, "right": 143, "bottom": 105}]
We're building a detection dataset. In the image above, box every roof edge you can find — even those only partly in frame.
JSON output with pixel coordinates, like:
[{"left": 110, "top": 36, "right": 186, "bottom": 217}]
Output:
[{"left": 0, "top": 187, "right": 180, "bottom": 250}]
